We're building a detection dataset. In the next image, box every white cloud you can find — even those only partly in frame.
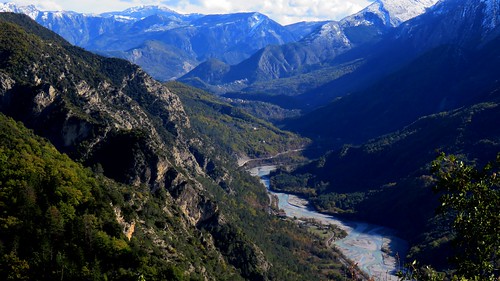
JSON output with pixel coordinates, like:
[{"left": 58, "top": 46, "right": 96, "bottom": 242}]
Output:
[{"left": 6, "top": 0, "right": 372, "bottom": 24}]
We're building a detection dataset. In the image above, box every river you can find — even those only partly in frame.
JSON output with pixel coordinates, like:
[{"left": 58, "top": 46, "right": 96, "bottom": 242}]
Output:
[{"left": 249, "top": 165, "right": 408, "bottom": 281}]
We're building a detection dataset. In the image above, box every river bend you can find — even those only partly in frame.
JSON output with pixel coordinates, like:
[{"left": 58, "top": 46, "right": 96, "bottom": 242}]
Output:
[{"left": 249, "top": 166, "right": 408, "bottom": 280}]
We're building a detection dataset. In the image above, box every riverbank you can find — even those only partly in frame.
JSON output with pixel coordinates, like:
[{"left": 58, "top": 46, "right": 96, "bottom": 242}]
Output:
[
  {"left": 248, "top": 165, "right": 408, "bottom": 280},
  {"left": 287, "top": 194, "right": 310, "bottom": 209}
]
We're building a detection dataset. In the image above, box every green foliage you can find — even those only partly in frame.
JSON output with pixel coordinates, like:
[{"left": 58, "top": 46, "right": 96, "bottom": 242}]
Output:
[
  {"left": 167, "top": 81, "right": 308, "bottom": 159},
  {"left": 270, "top": 169, "right": 314, "bottom": 194},
  {"left": 0, "top": 13, "right": 69, "bottom": 45},
  {"left": 311, "top": 192, "right": 366, "bottom": 213},
  {"left": 0, "top": 14, "right": 347, "bottom": 281},
  {"left": 226, "top": 99, "right": 301, "bottom": 123},
  {"left": 397, "top": 154, "right": 500, "bottom": 281},
  {"left": 397, "top": 260, "right": 446, "bottom": 281},
  {"left": 0, "top": 21, "right": 42, "bottom": 76},
  {"left": 0, "top": 114, "right": 239, "bottom": 280},
  {"left": 0, "top": 114, "right": 121, "bottom": 280},
  {"left": 270, "top": 168, "right": 364, "bottom": 213},
  {"left": 431, "top": 153, "right": 500, "bottom": 279}
]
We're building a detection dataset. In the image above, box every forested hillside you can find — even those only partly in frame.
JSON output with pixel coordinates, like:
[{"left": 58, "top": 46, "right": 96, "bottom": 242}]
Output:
[
  {"left": 0, "top": 113, "right": 241, "bottom": 280},
  {"left": 167, "top": 81, "right": 308, "bottom": 160},
  {"left": 0, "top": 13, "right": 349, "bottom": 280},
  {"left": 271, "top": 71, "right": 500, "bottom": 271},
  {"left": 268, "top": 0, "right": 500, "bottom": 274}
]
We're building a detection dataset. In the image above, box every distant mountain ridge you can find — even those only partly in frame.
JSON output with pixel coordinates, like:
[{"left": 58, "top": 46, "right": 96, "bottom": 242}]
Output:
[
  {"left": 395, "top": 0, "right": 500, "bottom": 49},
  {"left": 179, "top": 0, "right": 439, "bottom": 95},
  {"left": 289, "top": 0, "right": 500, "bottom": 141},
  {"left": 0, "top": 2, "right": 299, "bottom": 80}
]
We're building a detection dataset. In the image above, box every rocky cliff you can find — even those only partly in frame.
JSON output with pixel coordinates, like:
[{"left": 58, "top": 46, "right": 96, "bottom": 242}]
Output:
[{"left": 0, "top": 13, "right": 273, "bottom": 279}]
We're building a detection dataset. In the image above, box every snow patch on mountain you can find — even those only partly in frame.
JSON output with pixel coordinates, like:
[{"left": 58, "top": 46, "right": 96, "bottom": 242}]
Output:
[
  {"left": 249, "top": 13, "right": 265, "bottom": 29},
  {"left": 102, "top": 5, "right": 180, "bottom": 20},
  {"left": 379, "top": 0, "right": 440, "bottom": 26},
  {"left": 145, "top": 23, "right": 180, "bottom": 32},
  {"left": 302, "top": 21, "right": 351, "bottom": 48},
  {"left": 342, "top": 0, "right": 439, "bottom": 28},
  {"left": 112, "top": 15, "right": 136, "bottom": 23},
  {"left": 0, "top": 2, "right": 40, "bottom": 19},
  {"left": 306, "top": 0, "right": 439, "bottom": 49},
  {"left": 248, "top": 13, "right": 266, "bottom": 35},
  {"left": 481, "top": 0, "right": 500, "bottom": 30}
]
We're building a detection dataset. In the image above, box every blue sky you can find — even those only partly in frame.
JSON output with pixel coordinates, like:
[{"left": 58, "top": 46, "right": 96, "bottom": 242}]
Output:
[{"left": 7, "top": 0, "right": 372, "bottom": 24}]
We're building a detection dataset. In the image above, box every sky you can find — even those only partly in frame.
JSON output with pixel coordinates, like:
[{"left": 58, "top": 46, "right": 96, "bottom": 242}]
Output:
[{"left": 7, "top": 0, "right": 373, "bottom": 25}]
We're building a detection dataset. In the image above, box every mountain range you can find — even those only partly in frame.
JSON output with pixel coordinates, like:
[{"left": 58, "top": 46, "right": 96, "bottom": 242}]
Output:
[
  {"left": 288, "top": 0, "right": 500, "bottom": 144},
  {"left": 179, "top": 0, "right": 439, "bottom": 96},
  {"left": 0, "top": 2, "right": 302, "bottom": 80},
  {"left": 270, "top": 0, "right": 500, "bottom": 269},
  {"left": 1, "top": 0, "right": 442, "bottom": 89}
]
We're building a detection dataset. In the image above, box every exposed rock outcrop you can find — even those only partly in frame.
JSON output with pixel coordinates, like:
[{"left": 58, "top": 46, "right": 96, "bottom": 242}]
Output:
[{"left": 0, "top": 13, "right": 272, "bottom": 279}]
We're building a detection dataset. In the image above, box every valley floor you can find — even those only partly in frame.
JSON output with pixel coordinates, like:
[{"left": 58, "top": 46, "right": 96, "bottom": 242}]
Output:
[{"left": 249, "top": 165, "right": 408, "bottom": 280}]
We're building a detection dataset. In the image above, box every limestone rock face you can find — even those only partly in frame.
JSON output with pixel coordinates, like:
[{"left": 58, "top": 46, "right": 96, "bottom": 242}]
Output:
[{"left": 0, "top": 14, "right": 221, "bottom": 227}]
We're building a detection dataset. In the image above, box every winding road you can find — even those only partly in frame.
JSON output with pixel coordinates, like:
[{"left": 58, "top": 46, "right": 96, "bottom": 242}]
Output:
[{"left": 237, "top": 148, "right": 305, "bottom": 167}]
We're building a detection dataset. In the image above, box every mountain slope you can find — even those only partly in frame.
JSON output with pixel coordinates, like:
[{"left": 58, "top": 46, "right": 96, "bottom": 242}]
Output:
[
  {"left": 269, "top": 0, "right": 500, "bottom": 271},
  {"left": 167, "top": 81, "right": 308, "bottom": 160},
  {"left": 293, "top": 0, "right": 500, "bottom": 109},
  {"left": 272, "top": 95, "right": 500, "bottom": 268},
  {"left": 0, "top": 13, "right": 347, "bottom": 280},
  {"left": 0, "top": 112, "right": 246, "bottom": 280},
  {"left": 350, "top": 0, "right": 439, "bottom": 27},
  {"left": 0, "top": 14, "right": 193, "bottom": 189},
  {"left": 287, "top": 0, "right": 500, "bottom": 144},
  {"left": 284, "top": 20, "right": 331, "bottom": 40}
]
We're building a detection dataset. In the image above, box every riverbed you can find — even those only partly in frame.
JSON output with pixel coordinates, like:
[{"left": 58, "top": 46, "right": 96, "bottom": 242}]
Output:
[{"left": 249, "top": 165, "right": 408, "bottom": 280}]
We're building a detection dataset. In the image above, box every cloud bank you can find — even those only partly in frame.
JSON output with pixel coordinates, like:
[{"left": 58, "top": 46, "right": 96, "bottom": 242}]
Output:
[{"left": 7, "top": 0, "right": 372, "bottom": 24}]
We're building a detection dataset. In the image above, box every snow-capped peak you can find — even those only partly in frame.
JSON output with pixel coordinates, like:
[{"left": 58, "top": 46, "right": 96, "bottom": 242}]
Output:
[
  {"left": 123, "top": 5, "right": 176, "bottom": 13},
  {"left": 481, "top": 0, "right": 500, "bottom": 30},
  {"left": 115, "top": 5, "right": 179, "bottom": 17},
  {"left": 342, "top": 0, "right": 439, "bottom": 28},
  {"left": 0, "top": 2, "right": 41, "bottom": 19},
  {"left": 377, "top": 0, "right": 440, "bottom": 26}
]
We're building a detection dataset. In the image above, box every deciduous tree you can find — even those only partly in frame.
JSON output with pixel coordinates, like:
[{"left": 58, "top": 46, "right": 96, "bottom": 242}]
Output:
[{"left": 431, "top": 153, "right": 500, "bottom": 279}]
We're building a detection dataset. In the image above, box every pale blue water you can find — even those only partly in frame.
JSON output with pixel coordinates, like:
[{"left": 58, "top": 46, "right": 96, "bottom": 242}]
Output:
[{"left": 250, "top": 166, "right": 407, "bottom": 280}]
